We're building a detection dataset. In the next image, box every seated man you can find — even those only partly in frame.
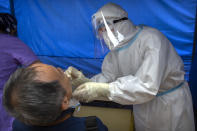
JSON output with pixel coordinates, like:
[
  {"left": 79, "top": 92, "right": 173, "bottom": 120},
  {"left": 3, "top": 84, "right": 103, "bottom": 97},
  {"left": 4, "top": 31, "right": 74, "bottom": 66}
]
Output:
[{"left": 3, "top": 63, "right": 108, "bottom": 131}]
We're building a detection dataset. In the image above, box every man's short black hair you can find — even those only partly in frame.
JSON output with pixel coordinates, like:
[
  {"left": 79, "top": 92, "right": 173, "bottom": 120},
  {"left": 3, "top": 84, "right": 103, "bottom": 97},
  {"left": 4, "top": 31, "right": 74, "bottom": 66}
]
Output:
[{"left": 3, "top": 67, "right": 66, "bottom": 125}]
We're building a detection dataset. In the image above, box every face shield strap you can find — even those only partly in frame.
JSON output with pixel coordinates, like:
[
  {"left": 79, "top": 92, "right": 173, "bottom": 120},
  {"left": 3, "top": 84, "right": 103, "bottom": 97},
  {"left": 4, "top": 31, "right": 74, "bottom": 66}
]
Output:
[{"left": 113, "top": 17, "right": 128, "bottom": 24}]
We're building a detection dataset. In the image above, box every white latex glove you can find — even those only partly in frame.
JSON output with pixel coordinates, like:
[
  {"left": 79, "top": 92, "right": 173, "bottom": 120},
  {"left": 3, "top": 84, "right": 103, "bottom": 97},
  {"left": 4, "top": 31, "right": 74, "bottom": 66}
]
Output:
[
  {"left": 64, "top": 66, "right": 90, "bottom": 88},
  {"left": 72, "top": 82, "right": 110, "bottom": 102}
]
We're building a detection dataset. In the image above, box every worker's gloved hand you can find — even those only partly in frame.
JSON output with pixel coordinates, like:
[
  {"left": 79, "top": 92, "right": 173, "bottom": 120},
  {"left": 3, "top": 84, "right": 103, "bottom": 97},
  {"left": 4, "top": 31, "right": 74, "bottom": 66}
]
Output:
[
  {"left": 72, "top": 82, "right": 110, "bottom": 103},
  {"left": 64, "top": 66, "right": 90, "bottom": 88}
]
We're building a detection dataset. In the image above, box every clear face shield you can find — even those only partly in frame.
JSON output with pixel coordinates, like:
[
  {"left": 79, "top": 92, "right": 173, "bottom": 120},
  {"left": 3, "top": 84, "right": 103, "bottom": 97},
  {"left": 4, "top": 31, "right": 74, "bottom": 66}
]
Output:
[{"left": 92, "top": 12, "right": 128, "bottom": 53}]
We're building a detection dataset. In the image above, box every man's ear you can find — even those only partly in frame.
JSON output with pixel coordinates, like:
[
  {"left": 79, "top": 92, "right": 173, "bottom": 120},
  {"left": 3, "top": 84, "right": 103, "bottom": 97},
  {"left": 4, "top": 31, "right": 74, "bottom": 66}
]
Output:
[{"left": 61, "top": 96, "right": 69, "bottom": 110}]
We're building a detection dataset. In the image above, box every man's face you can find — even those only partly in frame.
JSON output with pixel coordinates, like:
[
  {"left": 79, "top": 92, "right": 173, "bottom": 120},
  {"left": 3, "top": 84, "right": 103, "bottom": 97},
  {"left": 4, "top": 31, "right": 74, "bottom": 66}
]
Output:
[{"left": 30, "top": 63, "right": 72, "bottom": 100}]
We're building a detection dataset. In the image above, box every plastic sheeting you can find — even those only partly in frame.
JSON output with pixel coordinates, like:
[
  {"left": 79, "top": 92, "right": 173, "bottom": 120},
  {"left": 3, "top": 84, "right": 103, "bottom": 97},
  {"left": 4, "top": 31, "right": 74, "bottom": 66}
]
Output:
[{"left": 0, "top": 0, "right": 196, "bottom": 78}]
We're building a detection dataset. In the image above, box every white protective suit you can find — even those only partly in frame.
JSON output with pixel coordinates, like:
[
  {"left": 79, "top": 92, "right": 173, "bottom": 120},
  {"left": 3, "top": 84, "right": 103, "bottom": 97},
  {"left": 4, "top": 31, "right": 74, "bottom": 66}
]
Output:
[{"left": 90, "top": 3, "right": 195, "bottom": 131}]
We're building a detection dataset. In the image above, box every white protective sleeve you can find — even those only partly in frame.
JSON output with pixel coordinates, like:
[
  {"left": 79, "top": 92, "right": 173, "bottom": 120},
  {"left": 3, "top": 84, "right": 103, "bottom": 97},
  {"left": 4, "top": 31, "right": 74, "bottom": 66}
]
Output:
[
  {"left": 92, "top": 33, "right": 169, "bottom": 105},
  {"left": 91, "top": 52, "right": 119, "bottom": 83}
]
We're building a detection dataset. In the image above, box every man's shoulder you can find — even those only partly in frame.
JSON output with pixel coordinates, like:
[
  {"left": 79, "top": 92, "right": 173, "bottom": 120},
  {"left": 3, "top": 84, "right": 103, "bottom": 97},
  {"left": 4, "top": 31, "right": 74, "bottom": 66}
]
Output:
[
  {"left": 13, "top": 116, "right": 107, "bottom": 131},
  {"left": 12, "top": 117, "right": 86, "bottom": 131},
  {"left": 12, "top": 119, "right": 32, "bottom": 131},
  {"left": 61, "top": 116, "right": 108, "bottom": 130}
]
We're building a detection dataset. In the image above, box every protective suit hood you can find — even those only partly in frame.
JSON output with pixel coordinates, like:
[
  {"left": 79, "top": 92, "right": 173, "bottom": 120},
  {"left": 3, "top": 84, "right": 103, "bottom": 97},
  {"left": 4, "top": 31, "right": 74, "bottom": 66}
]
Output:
[
  {"left": 92, "top": 3, "right": 138, "bottom": 50},
  {"left": 92, "top": 3, "right": 128, "bottom": 20}
]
